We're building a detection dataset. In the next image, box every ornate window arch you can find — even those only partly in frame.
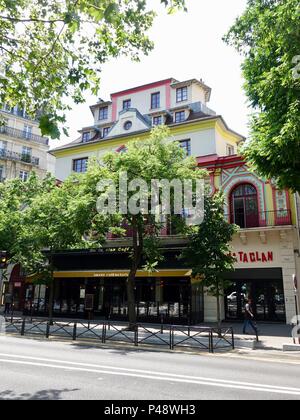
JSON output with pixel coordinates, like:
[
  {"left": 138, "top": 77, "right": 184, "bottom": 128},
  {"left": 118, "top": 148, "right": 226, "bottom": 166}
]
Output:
[{"left": 230, "top": 183, "right": 259, "bottom": 228}]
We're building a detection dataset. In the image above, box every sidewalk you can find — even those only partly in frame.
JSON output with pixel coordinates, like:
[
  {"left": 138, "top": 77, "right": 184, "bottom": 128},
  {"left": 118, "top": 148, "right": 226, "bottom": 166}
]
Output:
[
  {"left": 218, "top": 323, "right": 296, "bottom": 351},
  {"left": 1, "top": 312, "right": 299, "bottom": 353}
]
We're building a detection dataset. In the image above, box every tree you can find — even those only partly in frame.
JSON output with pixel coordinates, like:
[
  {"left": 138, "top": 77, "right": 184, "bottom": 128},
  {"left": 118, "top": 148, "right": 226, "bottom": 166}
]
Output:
[
  {"left": 181, "top": 192, "right": 238, "bottom": 330},
  {"left": 82, "top": 126, "right": 206, "bottom": 325},
  {"left": 0, "top": 0, "right": 186, "bottom": 138},
  {"left": 0, "top": 173, "right": 55, "bottom": 268},
  {"left": 224, "top": 0, "right": 300, "bottom": 192},
  {"left": 23, "top": 174, "right": 106, "bottom": 320}
]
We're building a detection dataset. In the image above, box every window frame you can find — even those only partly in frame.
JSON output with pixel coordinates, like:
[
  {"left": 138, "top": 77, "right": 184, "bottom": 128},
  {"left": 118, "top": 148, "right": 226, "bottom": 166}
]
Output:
[
  {"left": 73, "top": 157, "right": 89, "bottom": 173},
  {"left": 175, "top": 111, "right": 186, "bottom": 123},
  {"left": 99, "top": 106, "right": 109, "bottom": 121},
  {"left": 179, "top": 139, "right": 191, "bottom": 157},
  {"left": 151, "top": 92, "right": 161, "bottom": 110},
  {"left": 226, "top": 144, "right": 235, "bottom": 156},
  {"left": 103, "top": 127, "right": 111, "bottom": 138},
  {"left": 82, "top": 132, "right": 91, "bottom": 143},
  {"left": 123, "top": 99, "right": 132, "bottom": 110},
  {"left": 176, "top": 86, "right": 188, "bottom": 103},
  {"left": 153, "top": 115, "right": 163, "bottom": 126},
  {"left": 19, "top": 170, "right": 29, "bottom": 182}
]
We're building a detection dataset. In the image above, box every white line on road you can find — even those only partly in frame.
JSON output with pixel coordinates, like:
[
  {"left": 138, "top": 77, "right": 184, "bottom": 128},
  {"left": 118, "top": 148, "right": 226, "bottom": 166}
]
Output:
[{"left": 0, "top": 354, "right": 299, "bottom": 396}]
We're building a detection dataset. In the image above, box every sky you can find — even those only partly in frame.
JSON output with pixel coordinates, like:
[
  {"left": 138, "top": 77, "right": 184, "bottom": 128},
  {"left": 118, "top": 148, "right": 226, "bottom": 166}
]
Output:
[{"left": 51, "top": 0, "right": 250, "bottom": 149}]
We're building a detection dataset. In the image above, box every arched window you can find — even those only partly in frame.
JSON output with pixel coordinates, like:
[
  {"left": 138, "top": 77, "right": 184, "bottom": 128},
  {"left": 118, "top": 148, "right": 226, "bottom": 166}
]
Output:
[{"left": 231, "top": 184, "right": 259, "bottom": 228}]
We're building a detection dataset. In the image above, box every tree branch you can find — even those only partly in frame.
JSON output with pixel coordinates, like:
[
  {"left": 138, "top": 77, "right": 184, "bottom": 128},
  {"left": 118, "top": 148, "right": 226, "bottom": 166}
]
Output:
[{"left": 0, "top": 16, "right": 65, "bottom": 24}]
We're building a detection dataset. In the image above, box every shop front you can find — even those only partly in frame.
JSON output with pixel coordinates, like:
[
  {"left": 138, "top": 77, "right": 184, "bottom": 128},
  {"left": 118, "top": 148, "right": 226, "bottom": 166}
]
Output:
[
  {"left": 223, "top": 228, "right": 299, "bottom": 324},
  {"left": 224, "top": 268, "right": 286, "bottom": 322},
  {"left": 24, "top": 247, "right": 204, "bottom": 325}
]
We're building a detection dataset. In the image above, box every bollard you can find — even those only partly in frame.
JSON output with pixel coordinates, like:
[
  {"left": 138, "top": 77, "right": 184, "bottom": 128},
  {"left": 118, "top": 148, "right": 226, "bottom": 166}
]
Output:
[
  {"left": 170, "top": 327, "right": 173, "bottom": 350},
  {"left": 73, "top": 323, "right": 77, "bottom": 341},
  {"left": 209, "top": 330, "right": 214, "bottom": 354},
  {"left": 21, "top": 318, "right": 26, "bottom": 336},
  {"left": 102, "top": 323, "right": 106, "bottom": 343},
  {"left": 46, "top": 322, "right": 50, "bottom": 339},
  {"left": 231, "top": 328, "right": 235, "bottom": 350},
  {"left": 134, "top": 325, "right": 138, "bottom": 347}
]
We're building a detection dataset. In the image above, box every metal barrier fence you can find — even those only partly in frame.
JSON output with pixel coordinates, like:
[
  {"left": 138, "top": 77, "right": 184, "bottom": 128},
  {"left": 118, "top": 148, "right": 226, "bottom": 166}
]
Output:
[{"left": 2, "top": 317, "right": 235, "bottom": 353}]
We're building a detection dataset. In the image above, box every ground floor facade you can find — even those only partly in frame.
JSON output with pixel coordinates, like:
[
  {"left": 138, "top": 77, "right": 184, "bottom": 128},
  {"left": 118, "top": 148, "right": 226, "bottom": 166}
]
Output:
[{"left": 3, "top": 226, "right": 300, "bottom": 325}]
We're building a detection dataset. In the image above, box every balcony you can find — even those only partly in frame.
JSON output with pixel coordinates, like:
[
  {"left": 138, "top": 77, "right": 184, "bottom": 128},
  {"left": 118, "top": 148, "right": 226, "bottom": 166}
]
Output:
[
  {"left": 0, "top": 148, "right": 39, "bottom": 167},
  {"left": 227, "top": 210, "right": 292, "bottom": 229},
  {"left": 0, "top": 125, "right": 49, "bottom": 146}
]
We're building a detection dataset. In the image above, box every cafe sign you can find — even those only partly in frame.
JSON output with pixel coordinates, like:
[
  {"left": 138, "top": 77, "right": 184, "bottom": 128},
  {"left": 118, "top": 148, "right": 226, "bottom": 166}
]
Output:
[{"left": 232, "top": 251, "right": 274, "bottom": 264}]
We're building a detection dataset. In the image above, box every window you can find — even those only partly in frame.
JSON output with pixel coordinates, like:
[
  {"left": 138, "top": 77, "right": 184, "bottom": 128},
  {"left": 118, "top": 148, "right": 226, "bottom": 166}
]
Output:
[
  {"left": 123, "top": 99, "right": 131, "bottom": 110},
  {"left": 0, "top": 165, "right": 4, "bottom": 181},
  {"left": 23, "top": 125, "right": 33, "bottom": 140},
  {"left": 153, "top": 116, "right": 163, "bottom": 126},
  {"left": 19, "top": 170, "right": 29, "bottom": 182},
  {"left": 179, "top": 139, "right": 191, "bottom": 156},
  {"left": 22, "top": 146, "right": 32, "bottom": 163},
  {"left": 176, "top": 86, "right": 188, "bottom": 103},
  {"left": 231, "top": 184, "right": 259, "bottom": 228},
  {"left": 82, "top": 132, "right": 91, "bottom": 143},
  {"left": 73, "top": 158, "right": 88, "bottom": 173},
  {"left": 99, "top": 106, "right": 108, "bottom": 121},
  {"left": 175, "top": 111, "right": 186, "bottom": 123},
  {"left": 0, "top": 140, "right": 7, "bottom": 151},
  {"left": 103, "top": 127, "right": 111, "bottom": 138},
  {"left": 151, "top": 92, "right": 160, "bottom": 109},
  {"left": 124, "top": 121, "right": 132, "bottom": 131},
  {"left": 226, "top": 144, "right": 235, "bottom": 156}
]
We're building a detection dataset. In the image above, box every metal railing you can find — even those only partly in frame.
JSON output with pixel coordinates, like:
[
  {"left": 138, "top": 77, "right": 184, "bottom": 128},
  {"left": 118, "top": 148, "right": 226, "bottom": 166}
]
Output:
[
  {"left": 226, "top": 210, "right": 292, "bottom": 229},
  {"left": 2, "top": 317, "right": 235, "bottom": 353},
  {"left": 0, "top": 125, "right": 49, "bottom": 145},
  {"left": 0, "top": 148, "right": 39, "bottom": 166}
]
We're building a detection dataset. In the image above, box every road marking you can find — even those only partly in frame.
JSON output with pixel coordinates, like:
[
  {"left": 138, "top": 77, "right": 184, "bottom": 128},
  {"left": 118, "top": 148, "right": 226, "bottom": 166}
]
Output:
[{"left": 0, "top": 354, "right": 299, "bottom": 396}]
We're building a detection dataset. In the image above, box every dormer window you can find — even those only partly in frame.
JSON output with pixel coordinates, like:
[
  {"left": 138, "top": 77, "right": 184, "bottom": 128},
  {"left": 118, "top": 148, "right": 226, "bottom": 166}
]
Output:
[
  {"left": 103, "top": 127, "right": 111, "bottom": 138},
  {"left": 123, "top": 99, "right": 131, "bottom": 110},
  {"left": 99, "top": 106, "right": 108, "bottom": 121},
  {"left": 151, "top": 92, "right": 160, "bottom": 110},
  {"left": 153, "top": 115, "right": 163, "bottom": 126},
  {"left": 176, "top": 86, "right": 188, "bottom": 103},
  {"left": 175, "top": 111, "right": 186, "bottom": 123},
  {"left": 82, "top": 132, "right": 91, "bottom": 142}
]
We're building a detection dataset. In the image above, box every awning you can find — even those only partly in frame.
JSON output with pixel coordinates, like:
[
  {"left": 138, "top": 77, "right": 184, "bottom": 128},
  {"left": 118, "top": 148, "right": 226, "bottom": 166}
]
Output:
[{"left": 53, "top": 269, "right": 192, "bottom": 279}]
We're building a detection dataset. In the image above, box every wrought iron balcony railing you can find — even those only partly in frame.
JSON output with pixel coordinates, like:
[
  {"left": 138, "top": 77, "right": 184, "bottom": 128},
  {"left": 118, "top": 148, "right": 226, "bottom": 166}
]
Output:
[
  {"left": 0, "top": 148, "right": 39, "bottom": 166},
  {"left": 0, "top": 125, "right": 49, "bottom": 146},
  {"left": 226, "top": 210, "right": 292, "bottom": 229}
]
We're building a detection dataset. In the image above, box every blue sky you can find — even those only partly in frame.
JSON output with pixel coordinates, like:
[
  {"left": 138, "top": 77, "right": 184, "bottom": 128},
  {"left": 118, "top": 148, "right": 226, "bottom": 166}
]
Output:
[{"left": 52, "top": 0, "right": 250, "bottom": 148}]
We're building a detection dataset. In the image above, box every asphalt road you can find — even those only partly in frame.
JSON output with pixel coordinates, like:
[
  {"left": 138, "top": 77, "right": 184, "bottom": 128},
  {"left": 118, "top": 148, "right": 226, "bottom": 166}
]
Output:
[{"left": 0, "top": 336, "right": 300, "bottom": 401}]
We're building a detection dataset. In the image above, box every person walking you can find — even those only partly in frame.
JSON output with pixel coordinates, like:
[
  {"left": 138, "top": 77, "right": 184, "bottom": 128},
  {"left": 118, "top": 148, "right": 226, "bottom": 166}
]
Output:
[
  {"left": 243, "top": 298, "right": 259, "bottom": 340},
  {"left": 4, "top": 292, "right": 12, "bottom": 316}
]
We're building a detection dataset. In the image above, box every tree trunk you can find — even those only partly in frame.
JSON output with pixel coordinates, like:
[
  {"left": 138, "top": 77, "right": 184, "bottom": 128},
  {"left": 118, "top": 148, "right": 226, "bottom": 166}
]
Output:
[
  {"left": 126, "top": 219, "right": 143, "bottom": 328},
  {"left": 216, "top": 281, "right": 222, "bottom": 336},
  {"left": 48, "top": 254, "right": 54, "bottom": 325},
  {"left": 127, "top": 268, "right": 137, "bottom": 327}
]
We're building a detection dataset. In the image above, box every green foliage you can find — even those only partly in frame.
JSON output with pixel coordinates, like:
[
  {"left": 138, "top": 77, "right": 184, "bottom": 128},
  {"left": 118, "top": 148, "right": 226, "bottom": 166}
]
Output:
[
  {"left": 181, "top": 192, "right": 238, "bottom": 325},
  {"left": 0, "top": 173, "right": 56, "bottom": 270},
  {"left": 0, "top": 0, "right": 186, "bottom": 138},
  {"left": 224, "top": 0, "right": 300, "bottom": 192},
  {"left": 85, "top": 126, "right": 207, "bottom": 270}
]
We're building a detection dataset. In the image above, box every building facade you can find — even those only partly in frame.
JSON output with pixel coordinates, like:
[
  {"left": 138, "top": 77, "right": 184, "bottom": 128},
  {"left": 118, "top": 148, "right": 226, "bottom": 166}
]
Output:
[
  {"left": 0, "top": 105, "right": 50, "bottom": 182},
  {"left": 0, "top": 105, "right": 51, "bottom": 308},
  {"left": 21, "top": 78, "right": 300, "bottom": 325}
]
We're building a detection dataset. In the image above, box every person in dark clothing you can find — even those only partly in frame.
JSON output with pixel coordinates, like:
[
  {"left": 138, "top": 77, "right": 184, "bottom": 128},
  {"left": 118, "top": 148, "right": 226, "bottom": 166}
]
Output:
[
  {"left": 4, "top": 293, "right": 12, "bottom": 315},
  {"left": 243, "top": 299, "right": 258, "bottom": 338}
]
